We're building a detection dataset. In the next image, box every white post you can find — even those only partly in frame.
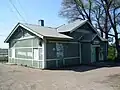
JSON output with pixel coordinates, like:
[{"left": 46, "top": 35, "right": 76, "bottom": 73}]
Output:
[
  {"left": 8, "top": 48, "right": 10, "bottom": 63},
  {"left": 42, "top": 38, "right": 46, "bottom": 69},
  {"left": 32, "top": 38, "right": 34, "bottom": 67}
]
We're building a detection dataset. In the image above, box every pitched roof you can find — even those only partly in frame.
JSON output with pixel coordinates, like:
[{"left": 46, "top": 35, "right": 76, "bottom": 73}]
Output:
[
  {"left": 57, "top": 19, "right": 107, "bottom": 41},
  {"left": 4, "top": 23, "right": 73, "bottom": 42},
  {"left": 21, "top": 23, "right": 73, "bottom": 39},
  {"left": 57, "top": 19, "right": 88, "bottom": 32},
  {"left": 5, "top": 20, "right": 107, "bottom": 43}
]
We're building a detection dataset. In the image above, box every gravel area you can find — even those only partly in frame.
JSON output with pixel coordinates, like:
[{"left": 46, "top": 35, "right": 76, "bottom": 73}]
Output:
[{"left": 0, "top": 63, "right": 120, "bottom": 90}]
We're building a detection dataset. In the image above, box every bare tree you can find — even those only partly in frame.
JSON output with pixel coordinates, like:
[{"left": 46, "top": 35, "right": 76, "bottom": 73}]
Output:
[
  {"left": 59, "top": 0, "right": 120, "bottom": 59},
  {"left": 101, "top": 0, "right": 120, "bottom": 60}
]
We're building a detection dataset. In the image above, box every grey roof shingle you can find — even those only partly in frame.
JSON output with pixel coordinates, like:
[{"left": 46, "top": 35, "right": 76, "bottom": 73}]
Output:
[
  {"left": 57, "top": 19, "right": 88, "bottom": 32},
  {"left": 21, "top": 23, "right": 73, "bottom": 39},
  {"left": 5, "top": 20, "right": 107, "bottom": 43},
  {"left": 57, "top": 20, "right": 107, "bottom": 41}
]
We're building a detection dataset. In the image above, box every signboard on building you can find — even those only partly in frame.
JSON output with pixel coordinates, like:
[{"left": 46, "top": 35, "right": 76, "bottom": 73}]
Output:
[{"left": 92, "top": 41, "right": 100, "bottom": 45}]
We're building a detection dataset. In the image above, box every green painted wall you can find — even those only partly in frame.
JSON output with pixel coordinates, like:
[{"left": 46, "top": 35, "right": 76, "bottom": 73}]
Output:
[
  {"left": 46, "top": 58, "right": 80, "bottom": 68},
  {"left": 46, "top": 40, "right": 80, "bottom": 68},
  {"left": 67, "top": 23, "right": 96, "bottom": 41},
  {"left": 100, "top": 41, "right": 108, "bottom": 60},
  {"left": 81, "top": 43, "right": 91, "bottom": 64},
  {"left": 46, "top": 42, "right": 57, "bottom": 59},
  {"left": 46, "top": 60, "right": 56, "bottom": 68},
  {"left": 15, "top": 48, "right": 32, "bottom": 59},
  {"left": 8, "top": 27, "right": 43, "bottom": 69},
  {"left": 64, "top": 58, "right": 80, "bottom": 66},
  {"left": 8, "top": 23, "right": 108, "bottom": 69}
]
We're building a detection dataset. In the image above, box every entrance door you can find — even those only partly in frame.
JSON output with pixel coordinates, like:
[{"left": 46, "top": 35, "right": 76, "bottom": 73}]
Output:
[
  {"left": 91, "top": 46, "right": 101, "bottom": 63},
  {"left": 99, "top": 48, "right": 104, "bottom": 61},
  {"left": 96, "top": 47, "right": 100, "bottom": 61},
  {"left": 91, "top": 47, "right": 96, "bottom": 63}
]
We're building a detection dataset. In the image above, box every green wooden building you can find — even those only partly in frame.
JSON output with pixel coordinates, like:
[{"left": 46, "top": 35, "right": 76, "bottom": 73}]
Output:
[{"left": 4, "top": 20, "right": 107, "bottom": 69}]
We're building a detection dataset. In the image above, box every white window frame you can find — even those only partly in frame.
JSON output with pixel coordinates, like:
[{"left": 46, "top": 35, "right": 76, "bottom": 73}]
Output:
[
  {"left": 39, "top": 48, "right": 43, "bottom": 60},
  {"left": 12, "top": 48, "right": 15, "bottom": 58},
  {"left": 33, "top": 48, "right": 39, "bottom": 60}
]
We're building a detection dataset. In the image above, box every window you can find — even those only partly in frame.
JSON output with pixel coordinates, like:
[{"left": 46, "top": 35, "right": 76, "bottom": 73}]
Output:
[
  {"left": 33, "top": 49, "right": 39, "bottom": 60},
  {"left": 33, "top": 48, "right": 43, "bottom": 60},
  {"left": 39, "top": 48, "right": 43, "bottom": 60},
  {"left": 56, "top": 43, "right": 64, "bottom": 58}
]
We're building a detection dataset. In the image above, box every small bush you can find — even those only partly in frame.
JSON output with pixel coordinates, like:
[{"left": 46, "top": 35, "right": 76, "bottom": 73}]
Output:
[{"left": 108, "top": 46, "right": 116, "bottom": 61}]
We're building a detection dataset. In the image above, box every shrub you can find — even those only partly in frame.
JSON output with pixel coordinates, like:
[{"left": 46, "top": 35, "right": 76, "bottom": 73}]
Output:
[{"left": 108, "top": 46, "right": 116, "bottom": 61}]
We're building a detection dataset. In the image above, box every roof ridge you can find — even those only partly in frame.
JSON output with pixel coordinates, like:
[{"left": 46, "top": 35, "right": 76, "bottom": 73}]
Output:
[
  {"left": 21, "top": 23, "right": 56, "bottom": 30},
  {"left": 56, "top": 24, "right": 65, "bottom": 29}
]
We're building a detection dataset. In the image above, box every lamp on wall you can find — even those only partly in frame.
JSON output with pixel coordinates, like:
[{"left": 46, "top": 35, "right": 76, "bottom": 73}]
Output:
[{"left": 39, "top": 39, "right": 42, "bottom": 47}]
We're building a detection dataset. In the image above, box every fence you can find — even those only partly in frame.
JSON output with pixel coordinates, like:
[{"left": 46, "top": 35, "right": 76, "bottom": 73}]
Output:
[{"left": 0, "top": 49, "right": 8, "bottom": 62}]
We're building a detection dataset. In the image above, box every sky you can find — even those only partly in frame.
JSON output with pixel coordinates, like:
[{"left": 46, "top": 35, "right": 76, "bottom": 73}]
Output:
[{"left": 0, "top": 0, "right": 66, "bottom": 48}]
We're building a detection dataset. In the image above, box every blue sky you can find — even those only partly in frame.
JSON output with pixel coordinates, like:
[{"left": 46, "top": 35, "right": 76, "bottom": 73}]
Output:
[{"left": 0, "top": 0, "right": 66, "bottom": 48}]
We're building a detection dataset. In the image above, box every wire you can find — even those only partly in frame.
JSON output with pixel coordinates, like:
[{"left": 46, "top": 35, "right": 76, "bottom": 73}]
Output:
[
  {"left": 16, "top": 0, "right": 27, "bottom": 21},
  {"left": 8, "top": 0, "right": 26, "bottom": 22},
  {"left": 7, "top": 1, "right": 20, "bottom": 21},
  {"left": 0, "top": 34, "right": 6, "bottom": 37}
]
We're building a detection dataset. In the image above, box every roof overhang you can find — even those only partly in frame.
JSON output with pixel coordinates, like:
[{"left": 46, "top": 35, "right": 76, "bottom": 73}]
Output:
[
  {"left": 45, "top": 36, "right": 73, "bottom": 40},
  {"left": 86, "top": 22, "right": 108, "bottom": 42},
  {"left": 58, "top": 20, "right": 107, "bottom": 42},
  {"left": 4, "top": 23, "right": 44, "bottom": 43},
  {"left": 70, "top": 20, "right": 108, "bottom": 42}
]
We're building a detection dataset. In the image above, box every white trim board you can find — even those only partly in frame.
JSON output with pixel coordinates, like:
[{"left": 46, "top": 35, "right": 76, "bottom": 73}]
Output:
[
  {"left": 15, "top": 36, "right": 35, "bottom": 41},
  {"left": 32, "top": 38, "right": 34, "bottom": 66},
  {"left": 46, "top": 59, "right": 59, "bottom": 61},
  {"left": 48, "top": 41, "right": 79, "bottom": 44},
  {"left": 64, "top": 57, "right": 80, "bottom": 59},
  {"left": 9, "top": 57, "right": 43, "bottom": 61},
  {"left": 80, "top": 40, "right": 91, "bottom": 43},
  {"left": 42, "top": 38, "right": 46, "bottom": 68},
  {"left": 4, "top": 23, "right": 43, "bottom": 43},
  {"left": 11, "top": 47, "right": 42, "bottom": 49},
  {"left": 46, "top": 57, "right": 80, "bottom": 61},
  {"left": 92, "top": 34, "right": 98, "bottom": 41}
]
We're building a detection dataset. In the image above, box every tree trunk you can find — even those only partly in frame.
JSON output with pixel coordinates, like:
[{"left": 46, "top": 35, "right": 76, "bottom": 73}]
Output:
[
  {"left": 105, "top": 13, "right": 109, "bottom": 56},
  {"left": 101, "top": 31, "right": 103, "bottom": 37},
  {"left": 115, "top": 33, "right": 120, "bottom": 61},
  {"left": 105, "top": 32, "right": 109, "bottom": 57}
]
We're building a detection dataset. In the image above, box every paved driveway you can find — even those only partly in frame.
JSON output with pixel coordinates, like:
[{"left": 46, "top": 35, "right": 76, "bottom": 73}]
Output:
[{"left": 0, "top": 63, "right": 120, "bottom": 90}]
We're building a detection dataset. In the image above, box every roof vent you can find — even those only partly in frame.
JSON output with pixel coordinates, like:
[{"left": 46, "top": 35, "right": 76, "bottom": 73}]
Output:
[{"left": 38, "top": 19, "right": 44, "bottom": 26}]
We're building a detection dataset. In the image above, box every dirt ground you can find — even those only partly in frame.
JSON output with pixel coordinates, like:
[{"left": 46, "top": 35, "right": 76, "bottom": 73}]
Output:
[{"left": 0, "top": 63, "right": 120, "bottom": 90}]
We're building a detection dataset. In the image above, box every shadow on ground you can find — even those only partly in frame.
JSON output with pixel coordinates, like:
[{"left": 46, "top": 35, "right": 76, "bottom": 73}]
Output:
[{"left": 47, "top": 61, "right": 120, "bottom": 72}]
